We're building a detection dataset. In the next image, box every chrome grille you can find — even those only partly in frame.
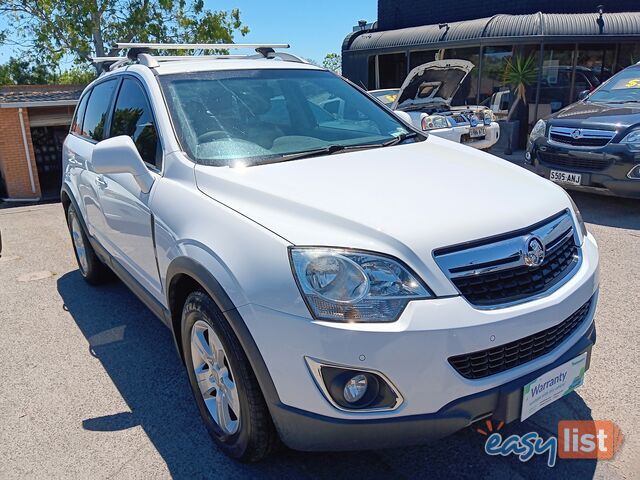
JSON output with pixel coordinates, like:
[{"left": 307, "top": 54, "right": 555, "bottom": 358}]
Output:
[
  {"left": 549, "top": 126, "right": 615, "bottom": 148},
  {"left": 434, "top": 211, "right": 580, "bottom": 308},
  {"left": 449, "top": 297, "right": 592, "bottom": 379}
]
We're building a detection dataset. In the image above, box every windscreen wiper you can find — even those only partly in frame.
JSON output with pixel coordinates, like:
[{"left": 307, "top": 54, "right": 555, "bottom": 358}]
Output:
[{"left": 251, "top": 133, "right": 421, "bottom": 166}]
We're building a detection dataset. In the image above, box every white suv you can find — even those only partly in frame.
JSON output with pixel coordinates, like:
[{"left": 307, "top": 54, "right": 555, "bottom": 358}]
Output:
[{"left": 62, "top": 44, "right": 599, "bottom": 462}]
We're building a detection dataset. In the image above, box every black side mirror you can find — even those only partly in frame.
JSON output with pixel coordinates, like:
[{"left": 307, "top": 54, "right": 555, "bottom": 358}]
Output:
[{"left": 578, "top": 90, "right": 590, "bottom": 101}]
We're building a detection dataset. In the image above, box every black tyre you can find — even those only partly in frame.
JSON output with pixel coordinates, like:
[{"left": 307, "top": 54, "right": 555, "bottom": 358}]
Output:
[
  {"left": 181, "top": 291, "right": 278, "bottom": 462},
  {"left": 66, "top": 205, "right": 111, "bottom": 285}
]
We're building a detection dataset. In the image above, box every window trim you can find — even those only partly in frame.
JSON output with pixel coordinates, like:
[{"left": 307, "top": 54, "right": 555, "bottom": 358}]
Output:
[{"left": 109, "top": 73, "right": 165, "bottom": 174}]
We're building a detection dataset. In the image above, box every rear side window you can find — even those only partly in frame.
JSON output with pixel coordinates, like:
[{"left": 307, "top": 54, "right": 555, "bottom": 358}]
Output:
[
  {"left": 71, "top": 93, "right": 89, "bottom": 135},
  {"left": 83, "top": 80, "right": 117, "bottom": 141},
  {"left": 110, "top": 78, "right": 162, "bottom": 169}
]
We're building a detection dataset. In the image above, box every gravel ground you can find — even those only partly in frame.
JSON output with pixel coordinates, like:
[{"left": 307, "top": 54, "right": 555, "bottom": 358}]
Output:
[{"left": 0, "top": 192, "right": 638, "bottom": 479}]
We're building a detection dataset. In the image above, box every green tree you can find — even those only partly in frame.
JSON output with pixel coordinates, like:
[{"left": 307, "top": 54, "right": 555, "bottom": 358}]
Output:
[
  {"left": 57, "top": 66, "right": 96, "bottom": 85},
  {"left": 322, "top": 53, "right": 341, "bottom": 73},
  {"left": 0, "top": 57, "right": 52, "bottom": 84},
  {"left": 0, "top": 1, "right": 250, "bottom": 74}
]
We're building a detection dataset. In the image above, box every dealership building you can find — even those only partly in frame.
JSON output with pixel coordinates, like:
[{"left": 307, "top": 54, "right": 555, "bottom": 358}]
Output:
[{"left": 342, "top": 1, "right": 640, "bottom": 145}]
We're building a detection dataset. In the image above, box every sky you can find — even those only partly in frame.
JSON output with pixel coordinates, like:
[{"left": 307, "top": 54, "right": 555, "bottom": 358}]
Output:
[{"left": 0, "top": 0, "right": 378, "bottom": 65}]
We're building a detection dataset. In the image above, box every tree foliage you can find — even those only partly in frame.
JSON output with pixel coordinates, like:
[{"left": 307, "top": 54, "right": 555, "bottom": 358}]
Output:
[
  {"left": 322, "top": 53, "right": 341, "bottom": 73},
  {"left": 0, "top": 1, "right": 250, "bottom": 73},
  {"left": 0, "top": 57, "right": 96, "bottom": 85}
]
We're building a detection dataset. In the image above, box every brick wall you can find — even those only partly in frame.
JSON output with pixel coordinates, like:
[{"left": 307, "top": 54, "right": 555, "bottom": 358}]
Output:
[
  {"left": 0, "top": 108, "right": 41, "bottom": 199},
  {"left": 378, "top": 0, "right": 640, "bottom": 30}
]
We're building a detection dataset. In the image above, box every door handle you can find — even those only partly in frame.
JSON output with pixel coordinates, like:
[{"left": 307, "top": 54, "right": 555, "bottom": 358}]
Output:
[{"left": 95, "top": 176, "right": 108, "bottom": 189}]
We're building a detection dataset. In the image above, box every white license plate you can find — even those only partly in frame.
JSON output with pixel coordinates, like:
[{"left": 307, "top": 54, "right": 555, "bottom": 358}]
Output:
[
  {"left": 521, "top": 352, "right": 588, "bottom": 421},
  {"left": 550, "top": 170, "right": 582, "bottom": 186},
  {"left": 469, "top": 126, "right": 486, "bottom": 138}
]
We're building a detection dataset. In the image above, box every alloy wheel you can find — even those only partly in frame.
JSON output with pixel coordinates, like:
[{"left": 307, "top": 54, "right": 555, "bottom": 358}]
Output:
[{"left": 190, "top": 320, "right": 241, "bottom": 435}]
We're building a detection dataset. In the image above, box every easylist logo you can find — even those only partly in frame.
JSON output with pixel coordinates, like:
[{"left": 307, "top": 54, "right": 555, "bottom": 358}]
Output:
[{"left": 558, "top": 421, "right": 624, "bottom": 459}]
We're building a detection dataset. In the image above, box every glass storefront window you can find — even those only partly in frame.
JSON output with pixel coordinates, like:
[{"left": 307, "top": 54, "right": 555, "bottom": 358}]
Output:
[
  {"left": 615, "top": 44, "right": 640, "bottom": 73},
  {"left": 576, "top": 44, "right": 614, "bottom": 86},
  {"left": 539, "top": 44, "right": 576, "bottom": 112},
  {"left": 378, "top": 53, "right": 407, "bottom": 89},
  {"left": 478, "top": 46, "right": 514, "bottom": 107},
  {"left": 442, "top": 47, "right": 480, "bottom": 105},
  {"left": 409, "top": 50, "right": 436, "bottom": 70}
]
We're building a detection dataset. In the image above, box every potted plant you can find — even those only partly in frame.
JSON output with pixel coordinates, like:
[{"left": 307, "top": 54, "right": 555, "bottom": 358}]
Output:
[{"left": 500, "top": 54, "right": 537, "bottom": 154}]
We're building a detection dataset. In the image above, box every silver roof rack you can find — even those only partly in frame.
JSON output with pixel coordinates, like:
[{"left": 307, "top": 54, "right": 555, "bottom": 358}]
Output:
[
  {"left": 116, "top": 42, "right": 290, "bottom": 50},
  {"left": 92, "top": 42, "right": 303, "bottom": 72}
]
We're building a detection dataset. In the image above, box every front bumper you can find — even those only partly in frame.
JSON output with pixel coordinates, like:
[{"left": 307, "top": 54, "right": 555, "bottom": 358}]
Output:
[
  {"left": 526, "top": 139, "right": 640, "bottom": 199},
  {"left": 429, "top": 122, "right": 500, "bottom": 150},
  {"left": 270, "top": 322, "right": 596, "bottom": 451},
  {"left": 239, "top": 233, "right": 599, "bottom": 450}
]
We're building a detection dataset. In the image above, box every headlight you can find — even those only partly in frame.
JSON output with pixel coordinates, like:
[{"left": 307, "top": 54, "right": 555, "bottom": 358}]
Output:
[
  {"left": 567, "top": 195, "right": 588, "bottom": 240},
  {"left": 290, "top": 248, "right": 432, "bottom": 322},
  {"left": 621, "top": 130, "right": 640, "bottom": 150},
  {"left": 529, "top": 119, "right": 546, "bottom": 142},
  {"left": 483, "top": 109, "right": 495, "bottom": 125},
  {"left": 421, "top": 115, "right": 449, "bottom": 130}
]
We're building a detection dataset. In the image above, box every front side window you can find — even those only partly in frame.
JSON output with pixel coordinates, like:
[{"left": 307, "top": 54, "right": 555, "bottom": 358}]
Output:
[
  {"left": 160, "top": 69, "right": 412, "bottom": 167},
  {"left": 110, "top": 78, "right": 162, "bottom": 169},
  {"left": 82, "top": 80, "right": 117, "bottom": 141}
]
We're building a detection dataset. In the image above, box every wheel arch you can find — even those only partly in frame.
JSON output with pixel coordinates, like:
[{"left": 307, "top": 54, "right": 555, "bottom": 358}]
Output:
[{"left": 166, "top": 256, "right": 281, "bottom": 408}]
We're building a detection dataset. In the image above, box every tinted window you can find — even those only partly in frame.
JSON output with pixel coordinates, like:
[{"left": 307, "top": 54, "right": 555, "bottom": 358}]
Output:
[
  {"left": 71, "top": 93, "right": 89, "bottom": 135},
  {"left": 83, "top": 80, "right": 117, "bottom": 141},
  {"left": 110, "top": 78, "right": 161, "bottom": 169}
]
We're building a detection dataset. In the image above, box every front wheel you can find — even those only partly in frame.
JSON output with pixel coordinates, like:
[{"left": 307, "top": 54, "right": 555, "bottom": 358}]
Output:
[
  {"left": 181, "top": 291, "right": 278, "bottom": 462},
  {"left": 66, "top": 205, "right": 111, "bottom": 285}
]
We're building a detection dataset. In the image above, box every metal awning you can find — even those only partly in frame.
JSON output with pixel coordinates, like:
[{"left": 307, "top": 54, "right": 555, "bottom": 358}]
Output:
[{"left": 345, "top": 12, "right": 640, "bottom": 52}]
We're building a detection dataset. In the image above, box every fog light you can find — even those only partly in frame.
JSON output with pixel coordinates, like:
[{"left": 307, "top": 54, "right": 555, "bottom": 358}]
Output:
[
  {"left": 343, "top": 374, "right": 368, "bottom": 403},
  {"left": 525, "top": 151, "right": 531, "bottom": 161}
]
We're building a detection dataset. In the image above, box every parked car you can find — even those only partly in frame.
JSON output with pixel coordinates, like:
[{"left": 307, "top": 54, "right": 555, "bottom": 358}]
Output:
[
  {"left": 369, "top": 88, "right": 400, "bottom": 107},
  {"left": 389, "top": 60, "right": 500, "bottom": 150},
  {"left": 526, "top": 62, "right": 640, "bottom": 199},
  {"left": 63, "top": 44, "right": 599, "bottom": 462}
]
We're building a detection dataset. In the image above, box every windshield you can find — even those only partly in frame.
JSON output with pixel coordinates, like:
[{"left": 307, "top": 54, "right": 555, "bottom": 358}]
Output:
[
  {"left": 159, "top": 69, "right": 414, "bottom": 166},
  {"left": 588, "top": 67, "right": 640, "bottom": 104}
]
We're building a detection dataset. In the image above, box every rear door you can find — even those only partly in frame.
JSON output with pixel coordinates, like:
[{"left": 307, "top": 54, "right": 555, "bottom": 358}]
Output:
[{"left": 93, "top": 76, "right": 163, "bottom": 300}]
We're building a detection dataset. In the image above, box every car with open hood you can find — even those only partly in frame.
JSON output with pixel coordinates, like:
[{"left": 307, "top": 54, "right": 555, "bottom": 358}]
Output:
[
  {"left": 389, "top": 60, "right": 500, "bottom": 150},
  {"left": 526, "top": 63, "right": 640, "bottom": 199},
  {"left": 61, "top": 44, "right": 598, "bottom": 462}
]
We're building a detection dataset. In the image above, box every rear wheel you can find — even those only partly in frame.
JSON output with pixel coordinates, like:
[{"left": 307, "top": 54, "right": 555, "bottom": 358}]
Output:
[
  {"left": 67, "top": 205, "right": 111, "bottom": 285},
  {"left": 181, "top": 291, "right": 278, "bottom": 462}
]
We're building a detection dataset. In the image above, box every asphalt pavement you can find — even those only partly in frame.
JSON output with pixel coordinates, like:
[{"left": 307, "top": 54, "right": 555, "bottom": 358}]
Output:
[{"left": 0, "top": 191, "right": 638, "bottom": 479}]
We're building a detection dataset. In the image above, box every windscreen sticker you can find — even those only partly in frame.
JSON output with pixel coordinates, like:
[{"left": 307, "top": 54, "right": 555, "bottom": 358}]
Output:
[{"left": 622, "top": 78, "right": 640, "bottom": 88}]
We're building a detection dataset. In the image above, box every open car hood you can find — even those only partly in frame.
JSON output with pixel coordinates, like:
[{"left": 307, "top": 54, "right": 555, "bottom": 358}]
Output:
[{"left": 393, "top": 60, "right": 475, "bottom": 110}]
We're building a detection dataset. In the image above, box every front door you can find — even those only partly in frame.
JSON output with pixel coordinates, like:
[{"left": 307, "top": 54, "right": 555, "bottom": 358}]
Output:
[{"left": 93, "top": 76, "right": 164, "bottom": 301}]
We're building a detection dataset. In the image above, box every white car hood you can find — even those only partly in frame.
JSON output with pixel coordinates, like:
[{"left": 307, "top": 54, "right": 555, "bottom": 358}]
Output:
[
  {"left": 194, "top": 136, "right": 571, "bottom": 291},
  {"left": 393, "top": 60, "right": 474, "bottom": 110}
]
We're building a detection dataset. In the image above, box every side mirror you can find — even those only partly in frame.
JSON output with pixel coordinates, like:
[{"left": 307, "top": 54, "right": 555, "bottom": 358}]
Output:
[
  {"left": 91, "top": 136, "right": 155, "bottom": 193},
  {"left": 578, "top": 90, "right": 590, "bottom": 101}
]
